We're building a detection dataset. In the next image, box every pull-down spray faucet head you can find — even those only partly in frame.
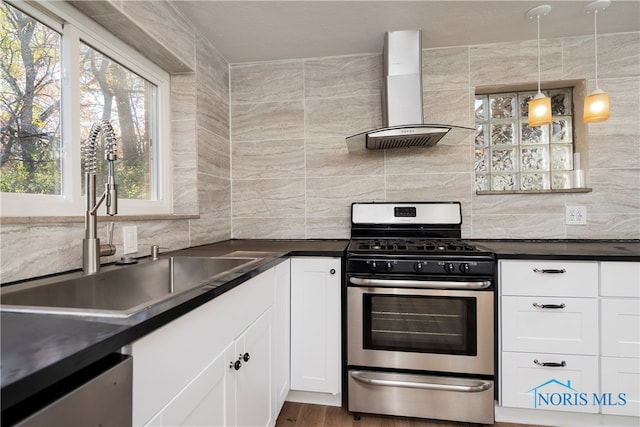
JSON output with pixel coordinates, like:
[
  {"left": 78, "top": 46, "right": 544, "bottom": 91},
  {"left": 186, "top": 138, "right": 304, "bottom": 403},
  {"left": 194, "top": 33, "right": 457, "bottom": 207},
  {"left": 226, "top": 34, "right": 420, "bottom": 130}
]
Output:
[
  {"left": 82, "top": 119, "right": 119, "bottom": 274},
  {"left": 84, "top": 120, "right": 118, "bottom": 216}
]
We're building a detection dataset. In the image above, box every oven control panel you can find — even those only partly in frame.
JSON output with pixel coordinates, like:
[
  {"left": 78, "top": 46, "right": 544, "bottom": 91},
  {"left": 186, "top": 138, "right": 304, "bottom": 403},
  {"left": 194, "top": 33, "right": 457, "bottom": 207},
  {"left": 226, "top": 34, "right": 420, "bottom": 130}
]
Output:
[{"left": 348, "top": 258, "right": 496, "bottom": 276}]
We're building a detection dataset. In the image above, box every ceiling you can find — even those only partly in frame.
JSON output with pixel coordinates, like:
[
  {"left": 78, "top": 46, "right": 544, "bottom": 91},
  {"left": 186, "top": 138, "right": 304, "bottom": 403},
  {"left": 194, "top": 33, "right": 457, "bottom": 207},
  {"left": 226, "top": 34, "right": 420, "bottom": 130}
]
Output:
[{"left": 170, "top": 1, "right": 640, "bottom": 63}]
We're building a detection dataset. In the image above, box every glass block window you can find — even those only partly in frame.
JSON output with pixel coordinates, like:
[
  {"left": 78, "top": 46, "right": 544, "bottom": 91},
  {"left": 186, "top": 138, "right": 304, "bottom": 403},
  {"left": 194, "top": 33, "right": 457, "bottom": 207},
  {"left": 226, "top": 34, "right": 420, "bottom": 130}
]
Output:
[{"left": 475, "top": 89, "right": 574, "bottom": 192}]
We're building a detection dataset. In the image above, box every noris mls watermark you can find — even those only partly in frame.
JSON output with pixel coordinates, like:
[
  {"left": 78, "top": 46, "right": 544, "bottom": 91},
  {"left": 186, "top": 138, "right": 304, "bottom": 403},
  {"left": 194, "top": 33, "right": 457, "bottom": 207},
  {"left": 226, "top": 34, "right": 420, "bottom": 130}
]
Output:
[{"left": 528, "top": 379, "right": 627, "bottom": 409}]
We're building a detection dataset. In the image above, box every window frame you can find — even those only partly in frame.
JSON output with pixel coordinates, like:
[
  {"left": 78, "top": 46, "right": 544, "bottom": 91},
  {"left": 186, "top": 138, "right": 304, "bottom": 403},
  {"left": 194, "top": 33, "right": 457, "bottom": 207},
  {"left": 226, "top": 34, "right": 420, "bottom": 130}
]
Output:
[
  {"left": 474, "top": 85, "right": 578, "bottom": 193},
  {"left": 1, "top": 0, "right": 172, "bottom": 217}
]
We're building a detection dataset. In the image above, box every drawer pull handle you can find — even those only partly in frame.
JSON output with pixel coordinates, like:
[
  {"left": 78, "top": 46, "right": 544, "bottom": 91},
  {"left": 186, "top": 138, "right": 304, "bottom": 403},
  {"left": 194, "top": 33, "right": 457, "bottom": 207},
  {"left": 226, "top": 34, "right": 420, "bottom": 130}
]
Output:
[
  {"left": 533, "top": 302, "right": 566, "bottom": 309},
  {"left": 533, "top": 268, "right": 566, "bottom": 274},
  {"left": 534, "top": 359, "right": 566, "bottom": 368}
]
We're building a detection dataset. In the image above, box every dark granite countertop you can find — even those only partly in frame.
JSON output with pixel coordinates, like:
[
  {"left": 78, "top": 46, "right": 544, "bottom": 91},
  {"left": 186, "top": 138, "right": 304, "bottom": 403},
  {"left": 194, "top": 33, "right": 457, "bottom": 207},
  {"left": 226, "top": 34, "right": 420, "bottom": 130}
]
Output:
[
  {"left": 3, "top": 237, "right": 638, "bottom": 418},
  {"left": 1, "top": 240, "right": 347, "bottom": 416},
  {"left": 184, "top": 238, "right": 348, "bottom": 257},
  {"left": 470, "top": 239, "right": 640, "bottom": 261}
]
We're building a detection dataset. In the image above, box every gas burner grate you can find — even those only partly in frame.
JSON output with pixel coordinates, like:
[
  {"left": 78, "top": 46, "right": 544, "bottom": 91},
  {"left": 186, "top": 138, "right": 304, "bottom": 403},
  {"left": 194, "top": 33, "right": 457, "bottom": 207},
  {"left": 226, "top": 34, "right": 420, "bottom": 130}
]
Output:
[{"left": 355, "top": 239, "right": 481, "bottom": 253}]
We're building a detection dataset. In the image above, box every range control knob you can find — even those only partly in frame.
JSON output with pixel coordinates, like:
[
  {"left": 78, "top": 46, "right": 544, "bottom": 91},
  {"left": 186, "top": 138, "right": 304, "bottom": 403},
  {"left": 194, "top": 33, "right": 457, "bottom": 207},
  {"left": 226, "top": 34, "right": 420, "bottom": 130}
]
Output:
[
  {"left": 414, "top": 262, "right": 424, "bottom": 272},
  {"left": 370, "top": 261, "right": 378, "bottom": 271},
  {"left": 444, "top": 263, "right": 456, "bottom": 273},
  {"left": 384, "top": 262, "right": 393, "bottom": 272},
  {"left": 459, "top": 263, "right": 470, "bottom": 273}
]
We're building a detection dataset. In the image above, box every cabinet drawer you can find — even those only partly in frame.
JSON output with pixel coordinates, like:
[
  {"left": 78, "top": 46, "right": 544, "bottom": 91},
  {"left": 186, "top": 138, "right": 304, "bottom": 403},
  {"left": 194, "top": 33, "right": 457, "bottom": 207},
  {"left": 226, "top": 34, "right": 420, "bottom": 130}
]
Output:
[
  {"left": 501, "top": 352, "right": 599, "bottom": 413},
  {"left": 502, "top": 296, "right": 598, "bottom": 354},
  {"left": 601, "top": 262, "right": 640, "bottom": 298},
  {"left": 601, "top": 357, "right": 640, "bottom": 416},
  {"left": 500, "top": 260, "right": 598, "bottom": 297},
  {"left": 601, "top": 298, "right": 640, "bottom": 358}
]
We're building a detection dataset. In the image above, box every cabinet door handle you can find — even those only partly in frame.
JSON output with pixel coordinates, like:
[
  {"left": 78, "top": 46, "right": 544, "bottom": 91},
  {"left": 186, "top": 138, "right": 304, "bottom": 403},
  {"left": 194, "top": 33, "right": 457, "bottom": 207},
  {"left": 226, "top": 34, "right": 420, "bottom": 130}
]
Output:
[
  {"left": 242, "top": 352, "right": 250, "bottom": 362},
  {"left": 230, "top": 360, "right": 242, "bottom": 370},
  {"left": 534, "top": 359, "right": 566, "bottom": 367},
  {"left": 330, "top": 268, "right": 336, "bottom": 275},
  {"left": 532, "top": 302, "right": 566, "bottom": 309},
  {"left": 533, "top": 268, "right": 566, "bottom": 274}
]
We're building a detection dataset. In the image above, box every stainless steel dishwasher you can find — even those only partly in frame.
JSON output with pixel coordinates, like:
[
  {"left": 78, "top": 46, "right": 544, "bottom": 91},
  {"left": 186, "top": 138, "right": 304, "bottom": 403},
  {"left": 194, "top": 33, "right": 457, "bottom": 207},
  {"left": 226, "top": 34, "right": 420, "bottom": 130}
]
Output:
[{"left": 9, "top": 353, "right": 132, "bottom": 427}]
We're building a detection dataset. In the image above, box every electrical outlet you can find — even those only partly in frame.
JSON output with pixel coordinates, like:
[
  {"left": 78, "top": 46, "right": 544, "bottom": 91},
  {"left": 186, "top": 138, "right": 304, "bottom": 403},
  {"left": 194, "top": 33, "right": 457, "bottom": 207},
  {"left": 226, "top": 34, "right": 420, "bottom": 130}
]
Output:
[
  {"left": 566, "top": 206, "right": 587, "bottom": 225},
  {"left": 122, "top": 226, "right": 138, "bottom": 254}
]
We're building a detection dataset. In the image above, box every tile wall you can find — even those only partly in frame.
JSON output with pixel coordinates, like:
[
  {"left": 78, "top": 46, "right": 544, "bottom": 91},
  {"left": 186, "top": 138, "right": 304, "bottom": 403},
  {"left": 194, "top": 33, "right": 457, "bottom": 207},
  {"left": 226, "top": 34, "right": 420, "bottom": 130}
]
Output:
[
  {"left": 1, "top": 0, "right": 638, "bottom": 283},
  {"left": 1, "top": 1, "right": 231, "bottom": 283},
  {"left": 230, "top": 32, "right": 640, "bottom": 240}
]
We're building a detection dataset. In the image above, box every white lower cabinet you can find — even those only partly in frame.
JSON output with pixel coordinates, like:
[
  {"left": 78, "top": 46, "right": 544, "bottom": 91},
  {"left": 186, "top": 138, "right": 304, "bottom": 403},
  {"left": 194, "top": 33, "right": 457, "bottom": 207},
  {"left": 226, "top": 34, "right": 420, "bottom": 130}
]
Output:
[
  {"left": 290, "top": 257, "right": 341, "bottom": 395},
  {"left": 273, "top": 259, "right": 291, "bottom": 416},
  {"left": 234, "top": 309, "right": 273, "bottom": 427},
  {"left": 501, "top": 352, "right": 599, "bottom": 413},
  {"left": 500, "top": 259, "right": 640, "bottom": 423},
  {"left": 502, "top": 296, "right": 598, "bottom": 355},
  {"left": 128, "top": 266, "right": 278, "bottom": 427},
  {"left": 500, "top": 260, "right": 599, "bottom": 415},
  {"left": 601, "top": 357, "right": 640, "bottom": 416},
  {"left": 147, "top": 342, "right": 235, "bottom": 426},
  {"left": 599, "top": 262, "right": 640, "bottom": 417},
  {"left": 600, "top": 298, "right": 640, "bottom": 358}
]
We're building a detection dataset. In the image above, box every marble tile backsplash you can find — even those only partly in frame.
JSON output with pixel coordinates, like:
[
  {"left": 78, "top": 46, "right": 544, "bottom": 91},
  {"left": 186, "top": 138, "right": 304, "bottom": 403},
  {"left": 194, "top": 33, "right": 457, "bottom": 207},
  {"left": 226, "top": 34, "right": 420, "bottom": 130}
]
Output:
[
  {"left": 1, "top": 1, "right": 230, "bottom": 283},
  {"left": 1, "top": 2, "right": 638, "bottom": 284},
  {"left": 230, "top": 32, "right": 640, "bottom": 240}
]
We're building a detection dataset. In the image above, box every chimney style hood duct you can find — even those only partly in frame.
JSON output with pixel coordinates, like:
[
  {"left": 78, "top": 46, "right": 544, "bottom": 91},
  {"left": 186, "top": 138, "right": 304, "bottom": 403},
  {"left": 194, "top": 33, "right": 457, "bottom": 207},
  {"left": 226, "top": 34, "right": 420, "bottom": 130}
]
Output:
[{"left": 346, "top": 30, "right": 475, "bottom": 151}]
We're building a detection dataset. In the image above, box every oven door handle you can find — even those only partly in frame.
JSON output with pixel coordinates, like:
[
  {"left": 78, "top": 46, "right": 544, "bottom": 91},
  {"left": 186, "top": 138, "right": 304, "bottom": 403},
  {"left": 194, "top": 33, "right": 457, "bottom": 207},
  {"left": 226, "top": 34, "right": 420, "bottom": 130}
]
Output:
[
  {"left": 349, "top": 277, "right": 492, "bottom": 289},
  {"left": 350, "top": 371, "right": 492, "bottom": 393}
]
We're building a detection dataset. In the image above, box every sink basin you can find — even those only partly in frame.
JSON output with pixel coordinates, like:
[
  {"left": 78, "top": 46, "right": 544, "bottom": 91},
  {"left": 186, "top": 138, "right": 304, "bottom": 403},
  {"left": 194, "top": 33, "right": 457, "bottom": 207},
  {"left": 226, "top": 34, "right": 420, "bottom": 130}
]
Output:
[{"left": 0, "top": 256, "right": 259, "bottom": 318}]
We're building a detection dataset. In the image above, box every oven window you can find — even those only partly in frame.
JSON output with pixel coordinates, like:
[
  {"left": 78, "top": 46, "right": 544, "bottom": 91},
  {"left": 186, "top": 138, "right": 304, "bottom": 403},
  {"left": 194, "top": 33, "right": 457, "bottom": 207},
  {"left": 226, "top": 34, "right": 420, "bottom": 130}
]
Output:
[{"left": 363, "top": 294, "right": 477, "bottom": 356}]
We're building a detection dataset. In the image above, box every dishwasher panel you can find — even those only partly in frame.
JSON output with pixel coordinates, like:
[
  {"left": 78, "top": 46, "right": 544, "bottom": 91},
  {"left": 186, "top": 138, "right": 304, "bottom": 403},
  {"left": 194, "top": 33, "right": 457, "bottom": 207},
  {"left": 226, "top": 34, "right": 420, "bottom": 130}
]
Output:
[{"left": 14, "top": 354, "right": 132, "bottom": 427}]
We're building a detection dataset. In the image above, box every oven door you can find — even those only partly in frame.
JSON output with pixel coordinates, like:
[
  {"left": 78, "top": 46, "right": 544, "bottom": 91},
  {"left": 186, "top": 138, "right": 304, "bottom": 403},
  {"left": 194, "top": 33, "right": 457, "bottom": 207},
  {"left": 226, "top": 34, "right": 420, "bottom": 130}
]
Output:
[{"left": 347, "top": 279, "right": 494, "bottom": 375}]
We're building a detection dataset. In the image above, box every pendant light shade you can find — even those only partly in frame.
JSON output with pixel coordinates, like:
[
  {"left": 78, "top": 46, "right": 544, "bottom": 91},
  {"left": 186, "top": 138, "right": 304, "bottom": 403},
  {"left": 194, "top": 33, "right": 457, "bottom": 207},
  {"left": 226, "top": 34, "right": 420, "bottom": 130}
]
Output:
[
  {"left": 583, "top": 0, "right": 611, "bottom": 123},
  {"left": 584, "top": 88, "right": 610, "bottom": 122},
  {"left": 529, "top": 92, "right": 552, "bottom": 126},
  {"left": 526, "top": 5, "right": 552, "bottom": 127}
]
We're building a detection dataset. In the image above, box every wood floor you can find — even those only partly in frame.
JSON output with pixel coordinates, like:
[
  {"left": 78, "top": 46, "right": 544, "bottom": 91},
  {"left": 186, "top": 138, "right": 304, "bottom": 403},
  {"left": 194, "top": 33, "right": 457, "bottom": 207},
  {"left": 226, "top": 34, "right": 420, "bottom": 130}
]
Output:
[{"left": 276, "top": 402, "right": 540, "bottom": 427}]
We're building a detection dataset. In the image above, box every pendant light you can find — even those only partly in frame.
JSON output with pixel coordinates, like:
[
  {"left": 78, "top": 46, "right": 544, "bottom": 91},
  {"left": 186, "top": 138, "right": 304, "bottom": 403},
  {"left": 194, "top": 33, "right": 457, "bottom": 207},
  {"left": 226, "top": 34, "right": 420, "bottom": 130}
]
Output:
[
  {"left": 583, "top": 0, "right": 611, "bottom": 123},
  {"left": 526, "top": 5, "right": 552, "bottom": 127}
]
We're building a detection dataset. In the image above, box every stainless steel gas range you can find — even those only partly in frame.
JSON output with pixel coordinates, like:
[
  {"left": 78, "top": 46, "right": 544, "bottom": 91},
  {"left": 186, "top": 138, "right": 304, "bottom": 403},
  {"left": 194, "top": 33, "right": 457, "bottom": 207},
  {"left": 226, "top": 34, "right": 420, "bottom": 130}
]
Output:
[{"left": 345, "top": 202, "right": 496, "bottom": 425}]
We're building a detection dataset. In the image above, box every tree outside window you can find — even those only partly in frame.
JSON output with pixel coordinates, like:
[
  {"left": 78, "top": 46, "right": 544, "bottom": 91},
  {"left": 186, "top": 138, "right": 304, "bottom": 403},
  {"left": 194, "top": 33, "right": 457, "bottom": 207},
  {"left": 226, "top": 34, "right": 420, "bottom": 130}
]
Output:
[
  {"left": 79, "top": 43, "right": 156, "bottom": 200},
  {"left": 0, "top": 3, "right": 62, "bottom": 195},
  {"left": 1, "top": 2, "right": 156, "bottom": 201}
]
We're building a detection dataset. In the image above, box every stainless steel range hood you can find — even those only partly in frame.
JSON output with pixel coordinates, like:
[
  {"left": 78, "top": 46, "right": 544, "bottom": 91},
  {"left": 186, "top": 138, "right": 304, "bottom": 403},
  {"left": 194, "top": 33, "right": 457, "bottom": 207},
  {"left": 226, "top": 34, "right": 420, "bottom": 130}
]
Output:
[{"left": 346, "top": 30, "right": 475, "bottom": 152}]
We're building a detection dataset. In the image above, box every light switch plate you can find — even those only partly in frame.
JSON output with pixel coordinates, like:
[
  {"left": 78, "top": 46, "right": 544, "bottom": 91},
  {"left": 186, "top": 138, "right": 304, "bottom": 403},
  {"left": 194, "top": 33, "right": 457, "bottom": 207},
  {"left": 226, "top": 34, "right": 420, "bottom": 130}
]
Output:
[
  {"left": 122, "top": 226, "right": 138, "bottom": 254},
  {"left": 566, "top": 206, "right": 587, "bottom": 225}
]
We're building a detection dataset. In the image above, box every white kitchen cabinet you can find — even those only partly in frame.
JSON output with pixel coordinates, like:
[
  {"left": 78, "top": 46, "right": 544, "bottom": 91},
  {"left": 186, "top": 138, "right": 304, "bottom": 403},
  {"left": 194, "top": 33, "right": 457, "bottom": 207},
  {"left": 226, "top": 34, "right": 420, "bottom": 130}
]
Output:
[
  {"left": 147, "top": 309, "right": 274, "bottom": 427},
  {"left": 234, "top": 309, "right": 273, "bottom": 427},
  {"left": 499, "top": 260, "right": 599, "bottom": 414},
  {"left": 501, "top": 260, "right": 599, "bottom": 297},
  {"left": 128, "top": 266, "right": 277, "bottom": 426},
  {"left": 273, "top": 259, "right": 291, "bottom": 415},
  {"left": 600, "top": 262, "right": 640, "bottom": 298},
  {"left": 501, "top": 352, "right": 599, "bottom": 413},
  {"left": 601, "top": 357, "right": 640, "bottom": 416},
  {"left": 600, "top": 298, "right": 640, "bottom": 358},
  {"left": 148, "top": 342, "right": 235, "bottom": 426},
  {"left": 599, "top": 261, "right": 640, "bottom": 417},
  {"left": 290, "top": 257, "right": 341, "bottom": 395},
  {"left": 502, "top": 296, "right": 598, "bottom": 355},
  {"left": 500, "top": 259, "right": 640, "bottom": 421}
]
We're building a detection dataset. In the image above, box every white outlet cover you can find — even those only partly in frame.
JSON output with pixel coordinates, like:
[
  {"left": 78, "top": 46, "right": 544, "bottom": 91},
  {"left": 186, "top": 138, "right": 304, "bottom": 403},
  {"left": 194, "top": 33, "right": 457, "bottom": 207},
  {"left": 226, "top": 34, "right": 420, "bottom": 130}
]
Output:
[{"left": 566, "top": 206, "right": 587, "bottom": 225}]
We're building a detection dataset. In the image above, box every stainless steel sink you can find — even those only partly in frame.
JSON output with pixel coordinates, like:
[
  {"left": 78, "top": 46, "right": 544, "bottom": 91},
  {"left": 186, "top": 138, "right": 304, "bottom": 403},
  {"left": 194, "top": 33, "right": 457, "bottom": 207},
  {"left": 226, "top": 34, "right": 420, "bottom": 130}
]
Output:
[{"left": 0, "top": 257, "right": 259, "bottom": 318}]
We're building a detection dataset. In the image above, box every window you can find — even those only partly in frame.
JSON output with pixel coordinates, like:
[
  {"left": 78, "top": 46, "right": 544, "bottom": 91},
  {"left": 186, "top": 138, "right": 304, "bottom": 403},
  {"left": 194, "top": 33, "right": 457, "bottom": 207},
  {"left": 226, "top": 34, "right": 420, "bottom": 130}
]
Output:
[
  {"left": 79, "top": 42, "right": 158, "bottom": 200},
  {"left": 1, "top": 1, "right": 170, "bottom": 216},
  {"left": 0, "top": 3, "right": 62, "bottom": 195},
  {"left": 474, "top": 89, "right": 574, "bottom": 192}
]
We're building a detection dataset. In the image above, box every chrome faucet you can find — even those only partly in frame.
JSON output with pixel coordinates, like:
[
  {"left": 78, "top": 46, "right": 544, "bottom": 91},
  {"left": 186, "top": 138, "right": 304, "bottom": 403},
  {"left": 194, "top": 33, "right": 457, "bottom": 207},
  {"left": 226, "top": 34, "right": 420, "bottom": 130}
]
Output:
[{"left": 82, "top": 120, "right": 118, "bottom": 274}]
